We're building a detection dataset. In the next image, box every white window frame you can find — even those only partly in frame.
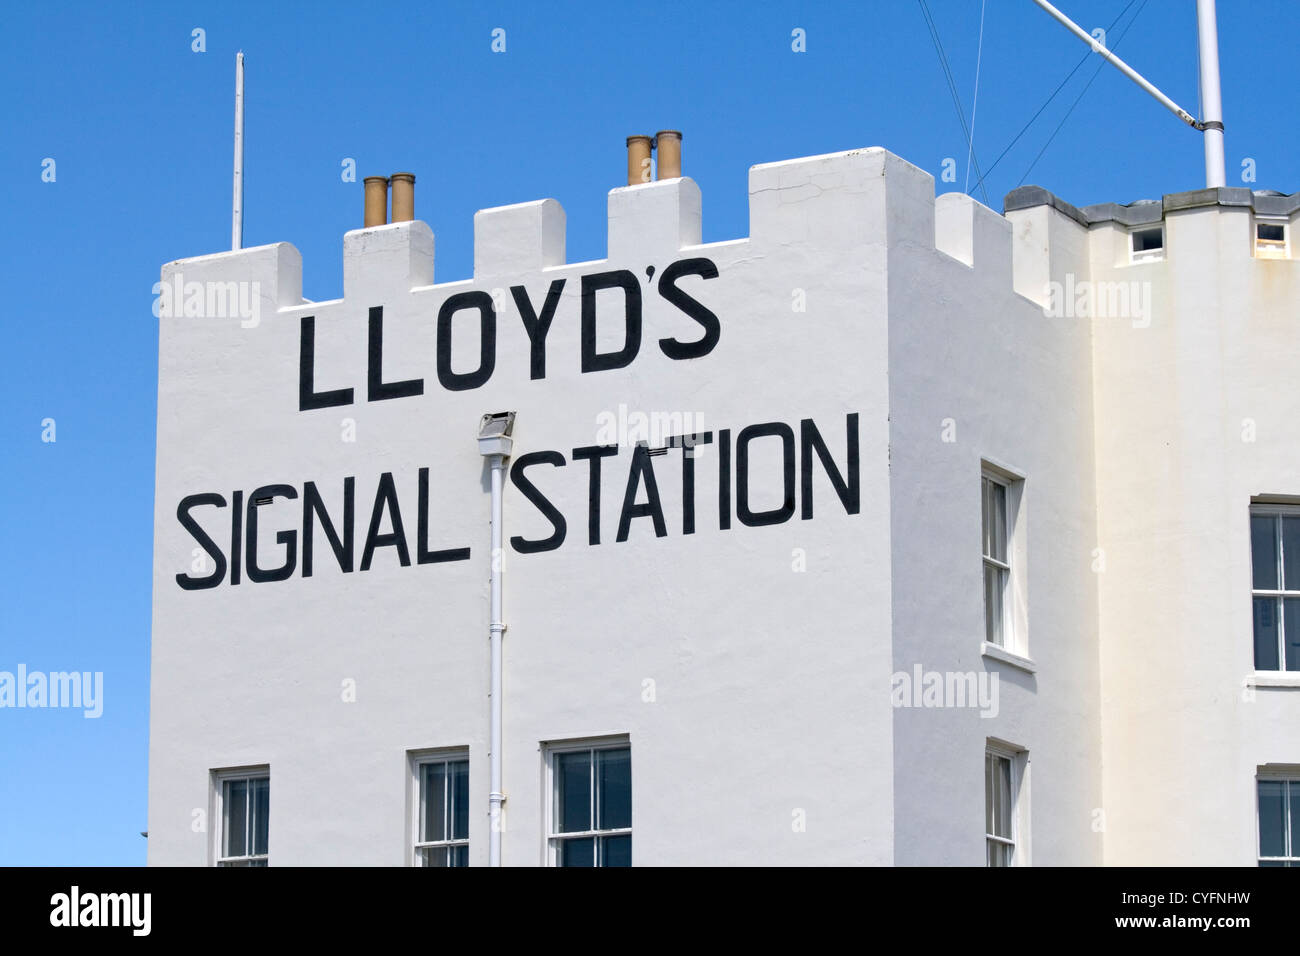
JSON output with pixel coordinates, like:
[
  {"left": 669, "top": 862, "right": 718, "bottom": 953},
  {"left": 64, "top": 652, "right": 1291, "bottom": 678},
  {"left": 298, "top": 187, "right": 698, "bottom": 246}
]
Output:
[
  {"left": 1130, "top": 224, "right": 1165, "bottom": 263},
  {"left": 543, "top": 735, "right": 632, "bottom": 867},
  {"left": 1256, "top": 770, "right": 1300, "bottom": 867},
  {"left": 1249, "top": 503, "right": 1300, "bottom": 673},
  {"left": 211, "top": 766, "right": 269, "bottom": 867},
  {"left": 1253, "top": 217, "right": 1290, "bottom": 260},
  {"left": 408, "top": 748, "right": 470, "bottom": 867},
  {"left": 985, "top": 741, "right": 1030, "bottom": 867},
  {"left": 981, "top": 462, "right": 1029, "bottom": 665}
]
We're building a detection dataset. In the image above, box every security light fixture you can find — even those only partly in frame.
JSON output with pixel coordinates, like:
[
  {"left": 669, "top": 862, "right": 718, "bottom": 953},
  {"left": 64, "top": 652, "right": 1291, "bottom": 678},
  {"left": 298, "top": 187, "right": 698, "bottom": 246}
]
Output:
[{"left": 478, "top": 411, "right": 517, "bottom": 458}]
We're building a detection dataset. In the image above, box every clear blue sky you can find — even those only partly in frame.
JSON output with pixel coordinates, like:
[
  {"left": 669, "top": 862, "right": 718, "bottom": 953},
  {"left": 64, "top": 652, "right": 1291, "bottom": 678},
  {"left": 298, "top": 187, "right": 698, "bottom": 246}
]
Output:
[{"left": 1, "top": 0, "right": 1295, "bottom": 865}]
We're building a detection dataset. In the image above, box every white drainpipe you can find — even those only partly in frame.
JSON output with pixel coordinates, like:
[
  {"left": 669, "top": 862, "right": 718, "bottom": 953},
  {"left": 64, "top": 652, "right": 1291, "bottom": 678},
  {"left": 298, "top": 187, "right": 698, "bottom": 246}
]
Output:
[{"left": 477, "top": 412, "right": 515, "bottom": 867}]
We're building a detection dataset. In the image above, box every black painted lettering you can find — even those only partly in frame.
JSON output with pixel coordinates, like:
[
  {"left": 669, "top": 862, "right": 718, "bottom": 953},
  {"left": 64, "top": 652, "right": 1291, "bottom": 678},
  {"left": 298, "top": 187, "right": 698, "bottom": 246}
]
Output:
[
  {"left": 303, "top": 479, "right": 354, "bottom": 576},
  {"left": 668, "top": 433, "right": 713, "bottom": 535},
  {"left": 509, "top": 451, "right": 568, "bottom": 553},
  {"left": 418, "top": 467, "right": 471, "bottom": 564},
  {"left": 361, "top": 472, "right": 412, "bottom": 569},
  {"left": 512, "top": 279, "right": 565, "bottom": 380},
  {"left": 437, "top": 291, "right": 497, "bottom": 391},
  {"left": 246, "top": 485, "right": 299, "bottom": 583},
  {"left": 657, "top": 258, "right": 720, "bottom": 360},
  {"left": 718, "top": 429, "right": 731, "bottom": 531},
  {"left": 230, "top": 490, "right": 243, "bottom": 585},
  {"left": 736, "top": 423, "right": 796, "bottom": 527},
  {"left": 368, "top": 306, "right": 424, "bottom": 402},
  {"left": 571, "top": 444, "right": 618, "bottom": 545},
  {"left": 801, "top": 414, "right": 860, "bottom": 519},
  {"left": 616, "top": 445, "right": 667, "bottom": 542},
  {"left": 175, "top": 493, "right": 227, "bottom": 590},
  {"left": 581, "top": 271, "right": 642, "bottom": 373},
  {"left": 299, "top": 316, "right": 354, "bottom": 411}
]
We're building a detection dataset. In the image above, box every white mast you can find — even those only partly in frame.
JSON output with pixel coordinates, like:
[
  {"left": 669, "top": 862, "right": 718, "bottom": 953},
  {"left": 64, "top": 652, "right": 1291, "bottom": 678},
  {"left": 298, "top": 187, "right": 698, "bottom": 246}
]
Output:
[
  {"left": 1196, "top": 0, "right": 1226, "bottom": 188},
  {"left": 232, "top": 51, "right": 245, "bottom": 250}
]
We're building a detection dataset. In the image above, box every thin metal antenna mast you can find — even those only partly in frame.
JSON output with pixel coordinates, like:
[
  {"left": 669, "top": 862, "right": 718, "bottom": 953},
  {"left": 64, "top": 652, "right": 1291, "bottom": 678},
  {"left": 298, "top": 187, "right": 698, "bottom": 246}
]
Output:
[{"left": 232, "top": 51, "right": 245, "bottom": 250}]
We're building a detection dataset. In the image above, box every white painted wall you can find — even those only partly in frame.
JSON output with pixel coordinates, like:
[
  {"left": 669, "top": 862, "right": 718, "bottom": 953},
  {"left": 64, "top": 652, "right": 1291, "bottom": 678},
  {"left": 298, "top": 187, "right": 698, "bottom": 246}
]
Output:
[
  {"left": 891, "top": 191, "right": 1103, "bottom": 865},
  {"left": 150, "top": 150, "right": 901, "bottom": 866},
  {"left": 150, "top": 145, "right": 1294, "bottom": 866}
]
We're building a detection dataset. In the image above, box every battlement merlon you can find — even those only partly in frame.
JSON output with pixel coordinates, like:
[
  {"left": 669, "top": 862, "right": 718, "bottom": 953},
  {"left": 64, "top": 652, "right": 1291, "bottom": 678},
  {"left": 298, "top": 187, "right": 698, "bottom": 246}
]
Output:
[
  {"left": 160, "top": 242, "right": 304, "bottom": 313},
  {"left": 1003, "top": 186, "right": 1091, "bottom": 309},
  {"left": 748, "top": 148, "right": 933, "bottom": 253},
  {"left": 473, "top": 199, "right": 565, "bottom": 280},
  {"left": 343, "top": 219, "right": 434, "bottom": 299},
  {"left": 935, "top": 191, "right": 1013, "bottom": 289}
]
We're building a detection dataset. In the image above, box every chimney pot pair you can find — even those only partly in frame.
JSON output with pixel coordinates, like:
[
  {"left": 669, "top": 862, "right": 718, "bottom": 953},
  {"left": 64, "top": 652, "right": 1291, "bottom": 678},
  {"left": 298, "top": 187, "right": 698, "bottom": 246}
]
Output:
[
  {"left": 363, "top": 173, "right": 416, "bottom": 227},
  {"left": 626, "top": 131, "right": 682, "bottom": 186}
]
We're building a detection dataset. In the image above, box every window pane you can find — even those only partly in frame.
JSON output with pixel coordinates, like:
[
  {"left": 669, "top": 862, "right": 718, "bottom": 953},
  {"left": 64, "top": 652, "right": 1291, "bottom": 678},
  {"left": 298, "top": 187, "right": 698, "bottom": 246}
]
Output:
[
  {"left": 996, "top": 758, "right": 1010, "bottom": 838},
  {"left": 989, "top": 481, "right": 1006, "bottom": 562},
  {"left": 251, "top": 777, "right": 269, "bottom": 856},
  {"left": 1252, "top": 515, "right": 1279, "bottom": 590},
  {"left": 1259, "top": 780, "right": 1287, "bottom": 857},
  {"left": 1254, "top": 597, "right": 1281, "bottom": 671},
  {"left": 559, "top": 837, "right": 595, "bottom": 867},
  {"left": 421, "top": 762, "right": 447, "bottom": 843},
  {"left": 450, "top": 760, "right": 469, "bottom": 841},
  {"left": 984, "top": 564, "right": 1004, "bottom": 646},
  {"left": 1286, "top": 600, "right": 1300, "bottom": 672},
  {"left": 984, "top": 754, "right": 995, "bottom": 834},
  {"left": 981, "top": 478, "right": 1007, "bottom": 562},
  {"left": 596, "top": 748, "right": 631, "bottom": 831},
  {"left": 450, "top": 844, "right": 469, "bottom": 868},
  {"left": 557, "top": 751, "right": 591, "bottom": 833},
  {"left": 981, "top": 478, "right": 992, "bottom": 557},
  {"left": 1291, "top": 781, "right": 1300, "bottom": 858},
  {"left": 1284, "top": 518, "right": 1300, "bottom": 590},
  {"left": 599, "top": 834, "right": 632, "bottom": 867},
  {"left": 987, "top": 839, "right": 1011, "bottom": 867},
  {"left": 224, "top": 779, "right": 248, "bottom": 858},
  {"left": 421, "top": 846, "right": 449, "bottom": 867},
  {"left": 990, "top": 755, "right": 1012, "bottom": 839}
]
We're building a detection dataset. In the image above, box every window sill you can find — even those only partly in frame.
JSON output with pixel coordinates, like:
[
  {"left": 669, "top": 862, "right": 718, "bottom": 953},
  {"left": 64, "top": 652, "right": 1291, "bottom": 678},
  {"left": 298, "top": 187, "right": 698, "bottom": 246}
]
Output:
[
  {"left": 1246, "top": 672, "right": 1300, "bottom": 688},
  {"left": 981, "top": 642, "right": 1037, "bottom": 674}
]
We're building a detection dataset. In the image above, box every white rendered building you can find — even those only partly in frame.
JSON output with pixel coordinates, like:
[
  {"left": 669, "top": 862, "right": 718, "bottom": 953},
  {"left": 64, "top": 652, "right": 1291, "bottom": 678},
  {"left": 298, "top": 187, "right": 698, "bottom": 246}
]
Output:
[{"left": 147, "top": 144, "right": 1300, "bottom": 866}]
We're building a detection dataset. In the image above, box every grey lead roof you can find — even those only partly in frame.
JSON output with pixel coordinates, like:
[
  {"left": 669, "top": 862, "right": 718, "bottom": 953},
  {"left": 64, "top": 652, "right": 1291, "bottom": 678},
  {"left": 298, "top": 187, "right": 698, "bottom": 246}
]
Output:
[{"left": 1003, "top": 185, "right": 1300, "bottom": 226}]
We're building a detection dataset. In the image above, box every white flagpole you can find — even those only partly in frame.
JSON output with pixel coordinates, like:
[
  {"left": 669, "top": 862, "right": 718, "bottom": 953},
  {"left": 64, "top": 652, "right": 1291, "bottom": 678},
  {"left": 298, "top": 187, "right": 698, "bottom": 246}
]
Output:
[
  {"left": 232, "top": 51, "right": 245, "bottom": 250},
  {"left": 1196, "top": 0, "right": 1226, "bottom": 188}
]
